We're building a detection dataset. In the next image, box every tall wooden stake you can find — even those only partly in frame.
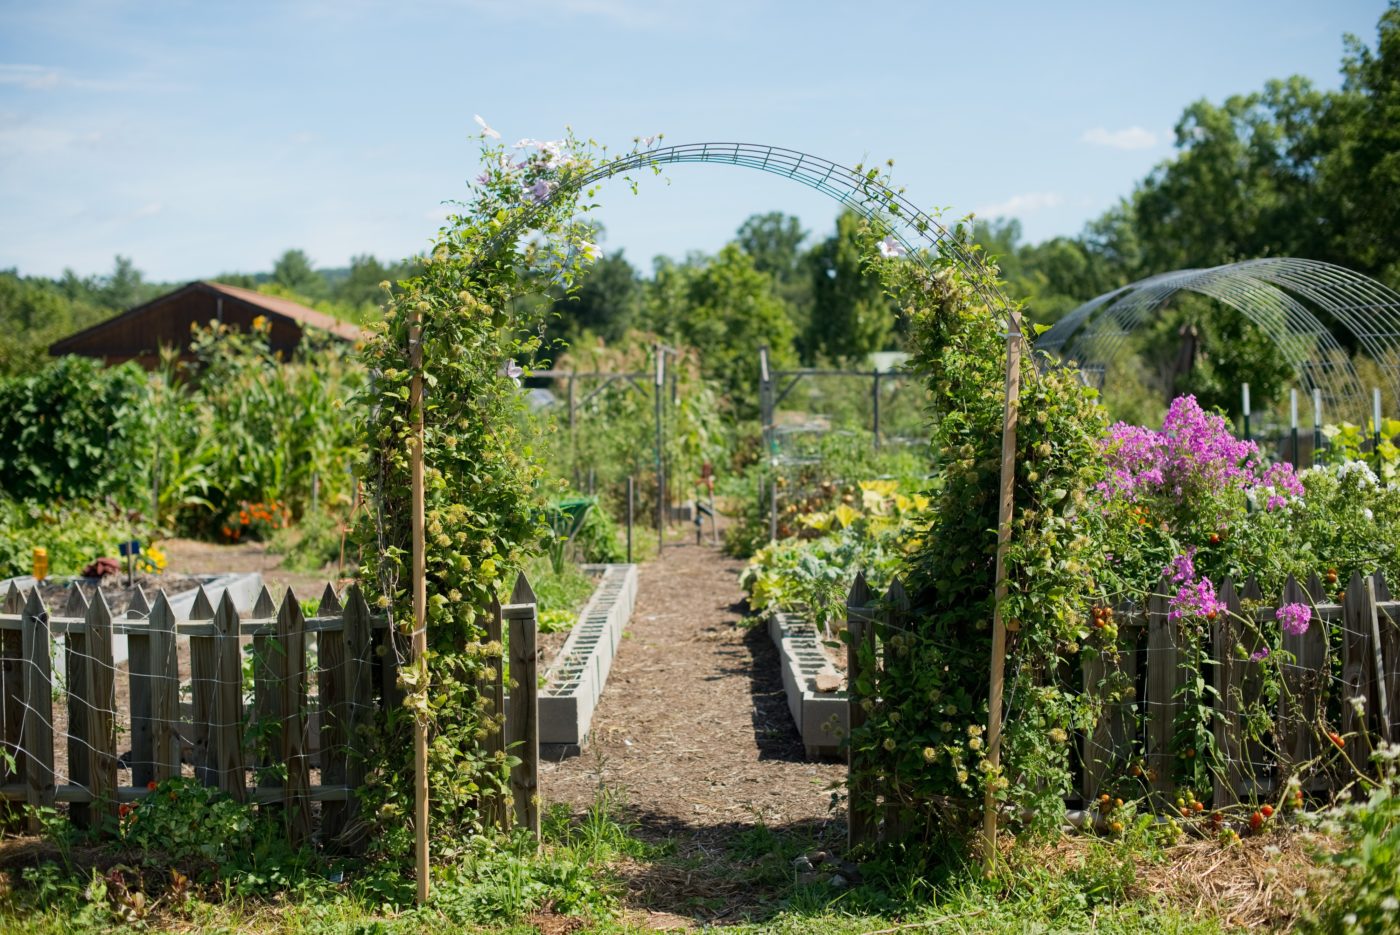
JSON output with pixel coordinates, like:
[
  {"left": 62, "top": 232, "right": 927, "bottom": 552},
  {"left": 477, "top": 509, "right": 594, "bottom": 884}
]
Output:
[
  {"left": 982, "top": 307, "right": 1024, "bottom": 871},
  {"left": 409, "top": 308, "right": 430, "bottom": 903}
]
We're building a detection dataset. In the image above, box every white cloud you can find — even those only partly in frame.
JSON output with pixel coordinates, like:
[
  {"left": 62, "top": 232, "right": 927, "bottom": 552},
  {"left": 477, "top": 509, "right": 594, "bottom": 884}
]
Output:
[
  {"left": 1081, "top": 126, "right": 1158, "bottom": 150},
  {"left": 973, "top": 191, "right": 1065, "bottom": 218},
  {"left": 0, "top": 63, "right": 122, "bottom": 92}
]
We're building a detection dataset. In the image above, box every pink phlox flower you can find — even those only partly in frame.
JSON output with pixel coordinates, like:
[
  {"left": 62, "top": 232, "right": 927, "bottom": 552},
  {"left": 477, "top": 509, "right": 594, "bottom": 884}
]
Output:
[
  {"left": 1250, "top": 646, "right": 1271, "bottom": 662},
  {"left": 1276, "top": 602, "right": 1312, "bottom": 637},
  {"left": 1168, "top": 576, "right": 1224, "bottom": 622},
  {"left": 1166, "top": 547, "right": 1197, "bottom": 584}
]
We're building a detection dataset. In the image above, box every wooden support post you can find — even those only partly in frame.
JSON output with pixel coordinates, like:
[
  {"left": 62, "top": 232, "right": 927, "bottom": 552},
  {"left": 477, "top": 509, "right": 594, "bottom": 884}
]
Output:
[
  {"left": 845, "top": 572, "right": 875, "bottom": 849},
  {"left": 212, "top": 592, "right": 246, "bottom": 802},
  {"left": 63, "top": 587, "right": 92, "bottom": 828},
  {"left": 21, "top": 589, "right": 53, "bottom": 832},
  {"left": 276, "top": 589, "right": 310, "bottom": 842},
  {"left": 1144, "top": 578, "right": 1178, "bottom": 803},
  {"left": 982, "top": 308, "right": 1024, "bottom": 869},
  {"left": 1279, "top": 574, "right": 1327, "bottom": 790},
  {"left": 655, "top": 344, "right": 665, "bottom": 555},
  {"left": 85, "top": 593, "right": 117, "bottom": 828},
  {"left": 505, "top": 574, "right": 540, "bottom": 841},
  {"left": 409, "top": 305, "right": 430, "bottom": 903},
  {"left": 626, "top": 477, "right": 634, "bottom": 564}
]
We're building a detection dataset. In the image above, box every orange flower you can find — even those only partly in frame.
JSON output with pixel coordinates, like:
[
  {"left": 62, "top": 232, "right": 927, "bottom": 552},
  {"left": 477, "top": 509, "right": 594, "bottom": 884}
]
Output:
[{"left": 146, "top": 780, "right": 157, "bottom": 791}]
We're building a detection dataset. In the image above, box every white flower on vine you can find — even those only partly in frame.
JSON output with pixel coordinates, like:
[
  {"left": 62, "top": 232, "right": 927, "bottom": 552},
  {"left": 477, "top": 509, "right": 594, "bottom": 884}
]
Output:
[
  {"left": 581, "top": 241, "right": 603, "bottom": 261},
  {"left": 640, "top": 135, "right": 658, "bottom": 148},
  {"left": 473, "top": 114, "right": 501, "bottom": 139},
  {"left": 877, "top": 236, "right": 905, "bottom": 258},
  {"left": 500, "top": 360, "right": 524, "bottom": 386},
  {"left": 527, "top": 178, "right": 554, "bottom": 202}
]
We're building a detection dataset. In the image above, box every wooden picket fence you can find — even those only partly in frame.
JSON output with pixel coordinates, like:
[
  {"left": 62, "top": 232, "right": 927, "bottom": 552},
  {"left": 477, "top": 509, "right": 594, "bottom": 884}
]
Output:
[
  {"left": 844, "top": 569, "right": 1400, "bottom": 846},
  {"left": 0, "top": 575, "right": 543, "bottom": 845}
]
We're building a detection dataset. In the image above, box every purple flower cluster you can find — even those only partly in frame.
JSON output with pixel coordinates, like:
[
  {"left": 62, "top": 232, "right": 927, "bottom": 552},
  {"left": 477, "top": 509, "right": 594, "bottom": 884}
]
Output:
[
  {"left": 1167, "top": 547, "right": 1197, "bottom": 584},
  {"left": 1168, "top": 576, "right": 1226, "bottom": 622},
  {"left": 1098, "top": 395, "right": 1304, "bottom": 510},
  {"left": 1276, "top": 602, "right": 1312, "bottom": 637}
]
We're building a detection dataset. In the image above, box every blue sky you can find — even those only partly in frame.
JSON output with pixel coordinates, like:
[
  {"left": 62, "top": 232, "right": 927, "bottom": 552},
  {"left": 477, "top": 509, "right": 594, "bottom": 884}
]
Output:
[{"left": 0, "top": 0, "right": 1391, "bottom": 282}]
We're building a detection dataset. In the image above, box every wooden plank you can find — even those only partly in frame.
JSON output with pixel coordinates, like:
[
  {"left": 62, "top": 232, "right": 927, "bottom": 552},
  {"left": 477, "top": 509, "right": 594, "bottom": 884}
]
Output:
[
  {"left": 1144, "top": 579, "right": 1177, "bottom": 802},
  {"left": 1081, "top": 599, "right": 1136, "bottom": 804},
  {"left": 317, "top": 584, "right": 347, "bottom": 840},
  {"left": 336, "top": 584, "right": 373, "bottom": 849},
  {"left": 83, "top": 593, "right": 118, "bottom": 829},
  {"left": 1, "top": 583, "right": 23, "bottom": 812},
  {"left": 21, "top": 589, "right": 54, "bottom": 831},
  {"left": 126, "top": 587, "right": 155, "bottom": 788},
  {"left": 1341, "top": 571, "right": 1375, "bottom": 774},
  {"left": 211, "top": 592, "right": 246, "bottom": 801},
  {"left": 148, "top": 592, "right": 181, "bottom": 782},
  {"left": 1212, "top": 578, "right": 1246, "bottom": 806},
  {"left": 63, "top": 586, "right": 92, "bottom": 828},
  {"left": 844, "top": 572, "right": 875, "bottom": 849},
  {"left": 1279, "top": 574, "right": 1327, "bottom": 791},
  {"left": 250, "top": 586, "right": 279, "bottom": 798},
  {"left": 505, "top": 574, "right": 540, "bottom": 840},
  {"left": 187, "top": 586, "right": 218, "bottom": 785},
  {"left": 1376, "top": 573, "right": 1398, "bottom": 743},
  {"left": 276, "top": 589, "right": 310, "bottom": 842},
  {"left": 478, "top": 594, "right": 507, "bottom": 833}
]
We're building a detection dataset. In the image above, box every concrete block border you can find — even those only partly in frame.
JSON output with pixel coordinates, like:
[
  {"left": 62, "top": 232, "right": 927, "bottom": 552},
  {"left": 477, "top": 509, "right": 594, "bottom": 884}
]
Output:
[
  {"left": 533, "top": 562, "right": 638, "bottom": 756},
  {"left": 768, "top": 611, "right": 849, "bottom": 759}
]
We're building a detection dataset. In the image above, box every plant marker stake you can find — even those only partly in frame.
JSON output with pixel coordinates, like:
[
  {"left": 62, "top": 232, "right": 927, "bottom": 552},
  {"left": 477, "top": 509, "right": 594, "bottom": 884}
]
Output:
[
  {"left": 626, "top": 476, "right": 634, "bottom": 564},
  {"left": 1313, "top": 388, "right": 1323, "bottom": 467},
  {"left": 1242, "top": 383, "right": 1251, "bottom": 441},
  {"left": 1290, "top": 388, "right": 1299, "bottom": 467},
  {"left": 1374, "top": 387, "right": 1384, "bottom": 477},
  {"left": 409, "top": 307, "right": 429, "bottom": 904},
  {"left": 655, "top": 345, "right": 665, "bottom": 556},
  {"left": 983, "top": 306, "right": 1024, "bottom": 871}
]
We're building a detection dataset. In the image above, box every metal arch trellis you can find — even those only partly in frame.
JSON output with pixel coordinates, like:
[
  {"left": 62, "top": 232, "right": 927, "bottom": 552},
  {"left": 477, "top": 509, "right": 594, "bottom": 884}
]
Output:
[
  {"left": 477, "top": 141, "right": 1017, "bottom": 324},
  {"left": 1036, "top": 258, "right": 1400, "bottom": 422}
]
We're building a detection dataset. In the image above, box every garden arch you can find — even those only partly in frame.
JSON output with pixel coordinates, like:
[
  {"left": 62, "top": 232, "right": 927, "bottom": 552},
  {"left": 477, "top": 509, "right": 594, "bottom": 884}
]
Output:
[{"left": 1035, "top": 258, "right": 1400, "bottom": 421}]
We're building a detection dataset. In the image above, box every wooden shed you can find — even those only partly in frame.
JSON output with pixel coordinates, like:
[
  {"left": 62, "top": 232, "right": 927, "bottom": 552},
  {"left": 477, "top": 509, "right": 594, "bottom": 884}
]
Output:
[{"left": 48, "top": 281, "right": 362, "bottom": 368}]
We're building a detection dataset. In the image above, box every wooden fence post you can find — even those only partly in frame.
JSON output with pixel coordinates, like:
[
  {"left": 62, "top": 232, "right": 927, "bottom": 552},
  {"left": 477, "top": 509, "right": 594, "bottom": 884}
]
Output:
[
  {"left": 276, "top": 589, "right": 310, "bottom": 841},
  {"left": 187, "top": 585, "right": 217, "bottom": 785},
  {"left": 212, "top": 592, "right": 246, "bottom": 801},
  {"left": 1144, "top": 577, "right": 1177, "bottom": 802},
  {"left": 20, "top": 588, "right": 53, "bottom": 832},
  {"left": 148, "top": 591, "right": 181, "bottom": 783},
  {"left": 63, "top": 587, "right": 92, "bottom": 828},
  {"left": 1342, "top": 571, "right": 1377, "bottom": 772},
  {"left": 1212, "top": 578, "right": 1248, "bottom": 806},
  {"left": 317, "top": 584, "right": 347, "bottom": 839},
  {"left": 341, "top": 584, "right": 374, "bottom": 844},
  {"left": 84, "top": 592, "right": 118, "bottom": 829},
  {"left": 1279, "top": 574, "right": 1327, "bottom": 791},
  {"left": 845, "top": 572, "right": 875, "bottom": 849},
  {"left": 478, "top": 594, "right": 508, "bottom": 832},
  {"left": 1082, "top": 599, "right": 1139, "bottom": 804},
  {"left": 250, "top": 586, "right": 279, "bottom": 801},
  {"left": 1374, "top": 573, "right": 1398, "bottom": 743},
  {"left": 2, "top": 583, "right": 22, "bottom": 820},
  {"left": 504, "top": 573, "right": 540, "bottom": 841}
]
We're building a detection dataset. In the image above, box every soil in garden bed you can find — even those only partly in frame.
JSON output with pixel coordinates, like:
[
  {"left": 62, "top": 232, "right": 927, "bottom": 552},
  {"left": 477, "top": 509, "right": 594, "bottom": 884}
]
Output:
[
  {"left": 543, "top": 538, "right": 847, "bottom": 921},
  {"left": 31, "top": 574, "right": 205, "bottom": 615}
]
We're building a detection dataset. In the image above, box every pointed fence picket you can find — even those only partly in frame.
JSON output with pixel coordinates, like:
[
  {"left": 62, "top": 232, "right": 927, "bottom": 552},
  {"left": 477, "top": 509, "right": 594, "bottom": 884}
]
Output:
[{"left": 840, "top": 567, "right": 1400, "bottom": 832}]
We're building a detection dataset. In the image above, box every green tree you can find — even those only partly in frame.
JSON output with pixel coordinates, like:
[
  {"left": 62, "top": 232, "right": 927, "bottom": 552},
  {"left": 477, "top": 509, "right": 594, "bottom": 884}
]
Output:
[
  {"left": 549, "top": 249, "right": 642, "bottom": 352},
  {"left": 805, "top": 210, "right": 893, "bottom": 363},
  {"left": 271, "top": 249, "right": 324, "bottom": 298}
]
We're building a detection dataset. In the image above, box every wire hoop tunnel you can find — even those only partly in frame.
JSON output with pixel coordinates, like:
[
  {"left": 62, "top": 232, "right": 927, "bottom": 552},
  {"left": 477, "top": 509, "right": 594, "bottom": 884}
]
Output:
[
  {"left": 1037, "top": 258, "right": 1400, "bottom": 422},
  {"left": 475, "top": 141, "right": 1017, "bottom": 329}
]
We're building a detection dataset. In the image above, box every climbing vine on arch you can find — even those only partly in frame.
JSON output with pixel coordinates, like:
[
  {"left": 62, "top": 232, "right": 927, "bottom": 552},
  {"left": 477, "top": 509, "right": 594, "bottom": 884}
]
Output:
[{"left": 352, "top": 125, "right": 654, "bottom": 855}]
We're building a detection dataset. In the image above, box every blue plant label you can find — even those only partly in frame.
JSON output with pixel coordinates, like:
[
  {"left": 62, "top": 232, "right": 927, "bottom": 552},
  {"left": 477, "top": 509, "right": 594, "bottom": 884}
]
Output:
[{"left": 118, "top": 539, "right": 141, "bottom": 556}]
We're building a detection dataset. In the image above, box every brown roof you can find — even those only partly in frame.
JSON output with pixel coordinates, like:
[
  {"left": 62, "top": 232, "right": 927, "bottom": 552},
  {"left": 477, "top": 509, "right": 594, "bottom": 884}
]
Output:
[
  {"left": 201, "top": 281, "right": 362, "bottom": 342},
  {"left": 49, "top": 280, "right": 362, "bottom": 358}
]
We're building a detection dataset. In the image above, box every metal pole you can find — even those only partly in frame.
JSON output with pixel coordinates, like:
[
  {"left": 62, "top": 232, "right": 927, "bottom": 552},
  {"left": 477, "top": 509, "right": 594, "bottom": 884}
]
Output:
[
  {"left": 769, "top": 475, "right": 778, "bottom": 542},
  {"left": 1374, "top": 387, "right": 1384, "bottom": 477},
  {"left": 1241, "top": 383, "right": 1251, "bottom": 442},
  {"left": 1313, "top": 388, "right": 1323, "bottom": 467},
  {"left": 1290, "top": 388, "right": 1299, "bottom": 467},
  {"left": 982, "top": 307, "right": 1024, "bottom": 871},
  {"left": 626, "top": 476, "right": 634, "bottom": 563},
  {"left": 872, "top": 371, "right": 881, "bottom": 450},
  {"left": 655, "top": 345, "right": 665, "bottom": 555},
  {"left": 408, "top": 307, "right": 430, "bottom": 904}
]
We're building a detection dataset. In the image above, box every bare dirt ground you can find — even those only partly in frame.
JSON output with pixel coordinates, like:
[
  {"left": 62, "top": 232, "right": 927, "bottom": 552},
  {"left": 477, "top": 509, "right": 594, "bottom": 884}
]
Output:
[
  {"left": 542, "top": 538, "right": 848, "bottom": 926},
  {"left": 157, "top": 538, "right": 343, "bottom": 600}
]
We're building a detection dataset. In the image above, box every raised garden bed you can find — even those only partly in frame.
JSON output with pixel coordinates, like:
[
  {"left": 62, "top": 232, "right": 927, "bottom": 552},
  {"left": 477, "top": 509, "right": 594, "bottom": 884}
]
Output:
[
  {"left": 768, "top": 610, "right": 848, "bottom": 759},
  {"left": 520, "top": 562, "right": 638, "bottom": 757}
]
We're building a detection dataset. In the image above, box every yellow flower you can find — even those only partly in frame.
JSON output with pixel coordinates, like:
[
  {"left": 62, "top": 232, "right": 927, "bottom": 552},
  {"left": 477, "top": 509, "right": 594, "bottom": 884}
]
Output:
[{"left": 251, "top": 314, "right": 269, "bottom": 332}]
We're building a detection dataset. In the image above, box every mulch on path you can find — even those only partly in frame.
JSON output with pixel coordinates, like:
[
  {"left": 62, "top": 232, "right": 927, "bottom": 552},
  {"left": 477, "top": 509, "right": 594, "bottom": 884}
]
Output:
[{"left": 542, "top": 537, "right": 847, "bottom": 851}]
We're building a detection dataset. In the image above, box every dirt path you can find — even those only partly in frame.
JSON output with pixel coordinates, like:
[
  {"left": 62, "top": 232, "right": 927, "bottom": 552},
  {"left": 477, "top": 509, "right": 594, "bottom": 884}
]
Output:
[{"left": 543, "top": 538, "right": 847, "bottom": 852}]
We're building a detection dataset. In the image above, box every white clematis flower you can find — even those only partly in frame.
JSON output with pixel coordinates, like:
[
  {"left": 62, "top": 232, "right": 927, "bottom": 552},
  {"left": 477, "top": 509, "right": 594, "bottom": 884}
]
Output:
[{"left": 474, "top": 114, "right": 501, "bottom": 139}]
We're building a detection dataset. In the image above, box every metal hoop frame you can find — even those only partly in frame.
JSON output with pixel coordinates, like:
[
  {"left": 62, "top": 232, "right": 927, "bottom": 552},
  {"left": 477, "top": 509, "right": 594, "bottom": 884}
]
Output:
[{"left": 1036, "top": 258, "right": 1400, "bottom": 421}]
